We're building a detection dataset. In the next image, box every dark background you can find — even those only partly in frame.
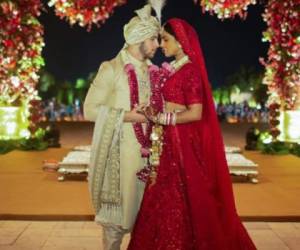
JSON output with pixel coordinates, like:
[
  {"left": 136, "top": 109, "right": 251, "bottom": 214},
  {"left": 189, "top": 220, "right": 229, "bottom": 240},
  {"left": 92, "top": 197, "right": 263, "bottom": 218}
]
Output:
[{"left": 39, "top": 0, "right": 269, "bottom": 88}]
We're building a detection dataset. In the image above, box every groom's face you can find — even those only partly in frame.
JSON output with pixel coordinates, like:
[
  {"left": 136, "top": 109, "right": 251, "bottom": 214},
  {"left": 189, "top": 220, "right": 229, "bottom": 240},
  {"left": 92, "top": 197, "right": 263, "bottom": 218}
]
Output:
[{"left": 139, "top": 35, "right": 159, "bottom": 59}]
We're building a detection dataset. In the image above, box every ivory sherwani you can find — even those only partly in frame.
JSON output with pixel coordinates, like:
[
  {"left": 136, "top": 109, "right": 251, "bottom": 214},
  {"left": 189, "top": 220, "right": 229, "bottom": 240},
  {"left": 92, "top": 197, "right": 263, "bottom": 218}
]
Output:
[{"left": 84, "top": 49, "right": 151, "bottom": 231}]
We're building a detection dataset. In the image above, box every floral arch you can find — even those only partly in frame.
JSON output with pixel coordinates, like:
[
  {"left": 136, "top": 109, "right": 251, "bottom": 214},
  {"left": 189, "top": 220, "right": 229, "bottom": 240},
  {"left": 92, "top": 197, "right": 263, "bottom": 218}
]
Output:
[{"left": 0, "top": 0, "right": 299, "bottom": 142}]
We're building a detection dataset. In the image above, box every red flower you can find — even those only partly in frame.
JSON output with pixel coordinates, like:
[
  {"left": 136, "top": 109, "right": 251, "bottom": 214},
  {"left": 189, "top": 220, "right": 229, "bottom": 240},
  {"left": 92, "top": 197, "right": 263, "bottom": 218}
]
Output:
[{"left": 3, "top": 39, "right": 14, "bottom": 47}]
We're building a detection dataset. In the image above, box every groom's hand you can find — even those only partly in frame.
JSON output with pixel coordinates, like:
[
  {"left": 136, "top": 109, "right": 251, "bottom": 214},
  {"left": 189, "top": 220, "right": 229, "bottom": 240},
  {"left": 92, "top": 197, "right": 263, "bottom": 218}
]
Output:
[{"left": 124, "top": 106, "right": 147, "bottom": 123}]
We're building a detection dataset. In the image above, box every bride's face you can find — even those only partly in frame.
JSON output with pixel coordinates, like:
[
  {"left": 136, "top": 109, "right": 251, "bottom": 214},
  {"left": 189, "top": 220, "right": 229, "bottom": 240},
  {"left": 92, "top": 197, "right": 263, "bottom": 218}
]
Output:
[{"left": 160, "top": 29, "right": 181, "bottom": 58}]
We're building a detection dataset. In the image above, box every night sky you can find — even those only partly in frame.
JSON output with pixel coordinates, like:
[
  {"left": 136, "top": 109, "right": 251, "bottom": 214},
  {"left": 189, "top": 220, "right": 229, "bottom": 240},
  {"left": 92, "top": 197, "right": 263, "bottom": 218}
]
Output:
[{"left": 39, "top": 0, "right": 269, "bottom": 88}]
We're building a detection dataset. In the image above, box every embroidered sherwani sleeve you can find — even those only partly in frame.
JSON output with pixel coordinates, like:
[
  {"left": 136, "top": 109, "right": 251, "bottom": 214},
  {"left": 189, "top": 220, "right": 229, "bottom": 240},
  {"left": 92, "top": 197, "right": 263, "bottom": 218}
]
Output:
[{"left": 84, "top": 61, "right": 114, "bottom": 121}]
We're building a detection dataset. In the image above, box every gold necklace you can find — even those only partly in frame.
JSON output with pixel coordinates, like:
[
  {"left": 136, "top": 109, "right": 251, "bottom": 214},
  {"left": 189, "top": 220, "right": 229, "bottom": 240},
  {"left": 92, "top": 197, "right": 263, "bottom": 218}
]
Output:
[{"left": 171, "top": 55, "right": 190, "bottom": 71}]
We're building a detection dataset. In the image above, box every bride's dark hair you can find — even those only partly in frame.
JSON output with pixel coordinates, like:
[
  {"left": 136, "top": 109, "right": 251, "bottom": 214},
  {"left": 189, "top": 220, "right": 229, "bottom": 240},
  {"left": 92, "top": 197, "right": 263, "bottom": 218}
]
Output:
[{"left": 162, "top": 22, "right": 177, "bottom": 39}]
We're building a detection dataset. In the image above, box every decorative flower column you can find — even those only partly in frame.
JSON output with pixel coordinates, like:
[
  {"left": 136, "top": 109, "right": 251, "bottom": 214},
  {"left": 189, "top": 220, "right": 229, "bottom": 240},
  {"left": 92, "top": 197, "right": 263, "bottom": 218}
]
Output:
[
  {"left": 261, "top": 0, "right": 300, "bottom": 141},
  {"left": 0, "top": 0, "right": 45, "bottom": 139},
  {"left": 198, "top": 0, "right": 300, "bottom": 143}
]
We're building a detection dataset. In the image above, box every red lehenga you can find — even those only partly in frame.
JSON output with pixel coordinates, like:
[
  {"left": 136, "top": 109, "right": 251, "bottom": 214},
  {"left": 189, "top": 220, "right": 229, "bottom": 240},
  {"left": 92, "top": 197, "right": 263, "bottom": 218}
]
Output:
[{"left": 128, "top": 18, "right": 256, "bottom": 250}]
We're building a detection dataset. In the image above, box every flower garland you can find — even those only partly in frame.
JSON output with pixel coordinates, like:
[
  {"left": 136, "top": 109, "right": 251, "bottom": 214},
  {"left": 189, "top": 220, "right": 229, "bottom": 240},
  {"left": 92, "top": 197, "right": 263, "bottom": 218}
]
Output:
[
  {"left": 125, "top": 63, "right": 152, "bottom": 158},
  {"left": 148, "top": 63, "right": 173, "bottom": 113},
  {"left": 125, "top": 63, "right": 172, "bottom": 182},
  {"left": 146, "top": 63, "right": 173, "bottom": 183},
  {"left": 198, "top": 0, "right": 256, "bottom": 19},
  {"left": 48, "top": 0, "right": 126, "bottom": 31},
  {"left": 0, "top": 0, "right": 45, "bottom": 133},
  {"left": 261, "top": 0, "right": 300, "bottom": 140}
]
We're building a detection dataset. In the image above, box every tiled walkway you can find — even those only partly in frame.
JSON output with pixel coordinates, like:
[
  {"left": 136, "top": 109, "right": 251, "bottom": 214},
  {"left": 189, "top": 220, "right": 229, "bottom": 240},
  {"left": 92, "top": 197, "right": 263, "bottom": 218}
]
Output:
[{"left": 0, "top": 221, "right": 300, "bottom": 250}]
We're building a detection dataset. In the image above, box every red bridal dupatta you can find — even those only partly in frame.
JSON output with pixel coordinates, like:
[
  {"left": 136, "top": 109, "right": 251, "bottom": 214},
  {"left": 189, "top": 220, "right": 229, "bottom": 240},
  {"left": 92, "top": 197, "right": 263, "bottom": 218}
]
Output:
[{"left": 167, "top": 18, "right": 256, "bottom": 249}]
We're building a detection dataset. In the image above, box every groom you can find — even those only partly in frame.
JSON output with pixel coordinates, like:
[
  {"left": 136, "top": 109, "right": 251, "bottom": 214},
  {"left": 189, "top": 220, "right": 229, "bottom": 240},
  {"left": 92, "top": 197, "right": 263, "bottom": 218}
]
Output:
[{"left": 83, "top": 5, "right": 160, "bottom": 250}]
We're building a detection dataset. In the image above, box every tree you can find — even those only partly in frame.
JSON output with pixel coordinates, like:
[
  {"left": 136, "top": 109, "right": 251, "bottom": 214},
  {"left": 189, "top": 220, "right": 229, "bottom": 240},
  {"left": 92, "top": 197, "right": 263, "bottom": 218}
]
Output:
[
  {"left": 224, "top": 65, "right": 267, "bottom": 104},
  {"left": 37, "top": 69, "right": 56, "bottom": 99}
]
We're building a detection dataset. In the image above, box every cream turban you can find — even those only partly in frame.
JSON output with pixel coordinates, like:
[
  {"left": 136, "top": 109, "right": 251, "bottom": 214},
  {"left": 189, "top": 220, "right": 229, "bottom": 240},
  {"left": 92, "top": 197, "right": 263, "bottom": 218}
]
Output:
[{"left": 123, "top": 4, "right": 160, "bottom": 45}]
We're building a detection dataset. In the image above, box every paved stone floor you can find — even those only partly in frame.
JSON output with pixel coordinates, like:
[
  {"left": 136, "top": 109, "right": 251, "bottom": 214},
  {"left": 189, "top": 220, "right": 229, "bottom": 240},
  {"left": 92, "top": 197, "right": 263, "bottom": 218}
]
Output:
[{"left": 0, "top": 221, "right": 300, "bottom": 249}]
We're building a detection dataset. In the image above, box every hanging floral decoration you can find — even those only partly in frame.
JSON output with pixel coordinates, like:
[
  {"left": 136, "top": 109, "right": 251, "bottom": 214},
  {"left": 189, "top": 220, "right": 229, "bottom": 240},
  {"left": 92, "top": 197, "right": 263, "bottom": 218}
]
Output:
[
  {"left": 0, "top": 0, "right": 45, "bottom": 133},
  {"left": 197, "top": 0, "right": 256, "bottom": 19},
  {"left": 261, "top": 0, "right": 300, "bottom": 140},
  {"left": 48, "top": 0, "right": 127, "bottom": 31}
]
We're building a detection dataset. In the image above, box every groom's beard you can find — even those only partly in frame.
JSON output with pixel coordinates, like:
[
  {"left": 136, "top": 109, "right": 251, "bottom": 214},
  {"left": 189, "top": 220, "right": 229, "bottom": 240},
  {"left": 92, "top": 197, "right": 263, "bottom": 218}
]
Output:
[{"left": 139, "top": 42, "right": 156, "bottom": 60}]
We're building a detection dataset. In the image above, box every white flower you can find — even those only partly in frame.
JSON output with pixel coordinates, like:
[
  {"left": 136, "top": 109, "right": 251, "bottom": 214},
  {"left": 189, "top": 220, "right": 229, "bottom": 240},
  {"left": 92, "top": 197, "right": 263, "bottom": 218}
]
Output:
[
  {"left": 48, "top": 0, "right": 57, "bottom": 7},
  {"left": 11, "top": 76, "right": 20, "bottom": 88},
  {"left": 30, "top": 72, "right": 39, "bottom": 81},
  {"left": 77, "top": 14, "right": 84, "bottom": 21}
]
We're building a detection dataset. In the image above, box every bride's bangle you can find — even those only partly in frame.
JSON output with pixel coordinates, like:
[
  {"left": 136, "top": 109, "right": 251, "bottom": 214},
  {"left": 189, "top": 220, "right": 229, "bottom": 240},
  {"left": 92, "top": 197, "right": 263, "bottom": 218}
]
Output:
[
  {"left": 155, "top": 112, "right": 177, "bottom": 125},
  {"left": 171, "top": 112, "right": 177, "bottom": 126}
]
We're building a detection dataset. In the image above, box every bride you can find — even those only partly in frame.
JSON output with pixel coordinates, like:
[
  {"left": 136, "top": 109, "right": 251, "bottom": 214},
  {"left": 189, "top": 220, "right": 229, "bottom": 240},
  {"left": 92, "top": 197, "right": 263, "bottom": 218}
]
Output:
[{"left": 128, "top": 18, "right": 256, "bottom": 250}]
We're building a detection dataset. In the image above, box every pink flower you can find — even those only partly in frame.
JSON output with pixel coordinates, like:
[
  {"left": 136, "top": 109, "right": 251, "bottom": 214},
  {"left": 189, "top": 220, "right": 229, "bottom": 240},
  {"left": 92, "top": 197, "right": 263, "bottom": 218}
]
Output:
[
  {"left": 149, "top": 64, "right": 159, "bottom": 73},
  {"left": 162, "top": 62, "right": 175, "bottom": 74},
  {"left": 124, "top": 63, "right": 134, "bottom": 73}
]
